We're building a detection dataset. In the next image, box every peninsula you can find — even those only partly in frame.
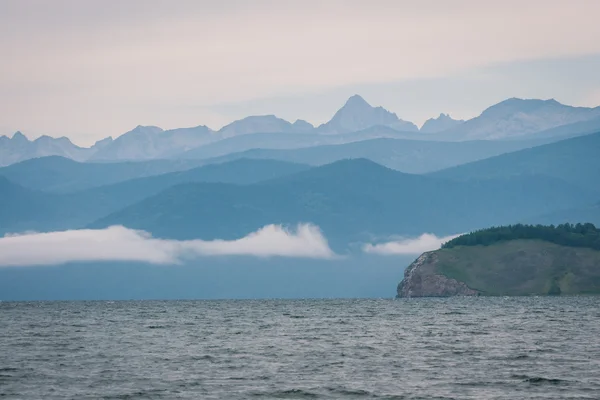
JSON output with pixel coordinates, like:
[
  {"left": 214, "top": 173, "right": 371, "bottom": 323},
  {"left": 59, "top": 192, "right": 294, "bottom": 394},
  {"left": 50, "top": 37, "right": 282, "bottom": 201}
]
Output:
[{"left": 397, "top": 223, "right": 600, "bottom": 297}]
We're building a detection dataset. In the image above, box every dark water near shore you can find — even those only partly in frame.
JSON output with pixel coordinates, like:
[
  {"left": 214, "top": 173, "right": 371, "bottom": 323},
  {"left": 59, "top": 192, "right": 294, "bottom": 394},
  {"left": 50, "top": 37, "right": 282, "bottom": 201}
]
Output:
[{"left": 1, "top": 297, "right": 600, "bottom": 399}]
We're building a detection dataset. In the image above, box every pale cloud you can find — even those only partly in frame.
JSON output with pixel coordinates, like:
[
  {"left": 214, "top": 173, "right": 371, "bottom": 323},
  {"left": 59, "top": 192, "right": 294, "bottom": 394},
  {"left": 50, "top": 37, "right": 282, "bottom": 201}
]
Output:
[
  {"left": 363, "top": 233, "right": 462, "bottom": 255},
  {"left": 0, "top": 224, "right": 335, "bottom": 267},
  {"left": 1, "top": 0, "right": 600, "bottom": 144}
]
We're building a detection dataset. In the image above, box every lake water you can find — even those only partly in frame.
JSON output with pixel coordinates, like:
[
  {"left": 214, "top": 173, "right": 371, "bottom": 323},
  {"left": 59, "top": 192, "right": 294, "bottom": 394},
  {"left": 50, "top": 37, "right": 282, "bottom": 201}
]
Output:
[{"left": 1, "top": 297, "right": 599, "bottom": 399}]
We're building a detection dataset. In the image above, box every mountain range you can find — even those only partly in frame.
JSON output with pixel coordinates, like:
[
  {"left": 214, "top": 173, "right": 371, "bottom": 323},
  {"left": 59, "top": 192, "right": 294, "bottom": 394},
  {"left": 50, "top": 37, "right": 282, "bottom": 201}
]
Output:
[
  {"left": 2, "top": 146, "right": 597, "bottom": 249},
  {"left": 86, "top": 158, "right": 595, "bottom": 249},
  {"left": 3, "top": 95, "right": 600, "bottom": 166},
  {"left": 316, "top": 94, "right": 419, "bottom": 134},
  {"left": 1, "top": 129, "right": 598, "bottom": 238},
  {"left": 420, "top": 113, "right": 464, "bottom": 133},
  {"left": 0, "top": 159, "right": 311, "bottom": 235},
  {"left": 440, "top": 98, "right": 600, "bottom": 140},
  {"left": 197, "top": 137, "right": 549, "bottom": 174},
  {"left": 0, "top": 132, "right": 94, "bottom": 166},
  {"left": 88, "top": 125, "right": 217, "bottom": 161},
  {"left": 0, "top": 156, "right": 208, "bottom": 192},
  {"left": 2, "top": 120, "right": 600, "bottom": 300},
  {"left": 431, "top": 131, "right": 600, "bottom": 193}
]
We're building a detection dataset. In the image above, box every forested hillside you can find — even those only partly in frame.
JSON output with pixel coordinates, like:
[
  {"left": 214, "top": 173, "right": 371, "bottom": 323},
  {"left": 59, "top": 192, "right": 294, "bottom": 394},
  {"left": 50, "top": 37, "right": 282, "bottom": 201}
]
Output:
[{"left": 442, "top": 223, "right": 600, "bottom": 250}]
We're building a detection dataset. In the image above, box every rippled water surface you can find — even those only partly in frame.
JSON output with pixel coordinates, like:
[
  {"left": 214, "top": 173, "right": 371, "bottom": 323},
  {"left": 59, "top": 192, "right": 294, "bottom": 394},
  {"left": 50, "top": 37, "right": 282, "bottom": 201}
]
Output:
[{"left": 1, "top": 297, "right": 600, "bottom": 399}]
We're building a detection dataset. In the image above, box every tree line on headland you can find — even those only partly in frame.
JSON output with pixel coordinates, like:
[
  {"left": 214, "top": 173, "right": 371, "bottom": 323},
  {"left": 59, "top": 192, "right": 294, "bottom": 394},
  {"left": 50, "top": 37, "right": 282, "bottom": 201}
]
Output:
[{"left": 442, "top": 223, "right": 600, "bottom": 251}]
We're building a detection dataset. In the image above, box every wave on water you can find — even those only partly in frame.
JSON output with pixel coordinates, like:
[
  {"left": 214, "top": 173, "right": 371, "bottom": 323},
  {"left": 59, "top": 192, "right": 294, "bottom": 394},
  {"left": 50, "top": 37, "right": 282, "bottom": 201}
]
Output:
[{"left": 0, "top": 297, "right": 598, "bottom": 399}]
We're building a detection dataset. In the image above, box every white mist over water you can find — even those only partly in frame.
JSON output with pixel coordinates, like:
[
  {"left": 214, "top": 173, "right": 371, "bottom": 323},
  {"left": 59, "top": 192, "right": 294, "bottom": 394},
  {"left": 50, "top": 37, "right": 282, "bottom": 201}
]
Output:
[
  {"left": 0, "top": 224, "right": 335, "bottom": 267},
  {"left": 363, "top": 233, "right": 462, "bottom": 255}
]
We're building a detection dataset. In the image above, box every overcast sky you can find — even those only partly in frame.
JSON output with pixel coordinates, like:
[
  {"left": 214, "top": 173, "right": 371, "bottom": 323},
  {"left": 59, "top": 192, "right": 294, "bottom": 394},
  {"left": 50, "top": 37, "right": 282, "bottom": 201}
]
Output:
[{"left": 2, "top": 0, "right": 600, "bottom": 146}]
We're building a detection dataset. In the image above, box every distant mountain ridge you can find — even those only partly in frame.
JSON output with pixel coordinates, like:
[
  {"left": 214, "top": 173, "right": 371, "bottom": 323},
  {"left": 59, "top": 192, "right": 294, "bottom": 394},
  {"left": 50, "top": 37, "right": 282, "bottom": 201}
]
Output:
[
  {"left": 0, "top": 131, "right": 96, "bottom": 166},
  {"left": 529, "top": 202, "right": 600, "bottom": 227},
  {"left": 218, "top": 115, "right": 313, "bottom": 138},
  {"left": 420, "top": 113, "right": 464, "bottom": 133},
  {"left": 197, "top": 136, "right": 548, "bottom": 174},
  {"left": 89, "top": 125, "right": 218, "bottom": 161},
  {"left": 317, "top": 95, "right": 419, "bottom": 134},
  {"left": 0, "top": 158, "right": 312, "bottom": 236},
  {"left": 0, "top": 156, "right": 209, "bottom": 192},
  {"left": 440, "top": 98, "right": 600, "bottom": 140},
  {"left": 431, "top": 131, "right": 600, "bottom": 194},
  {"left": 88, "top": 158, "right": 597, "bottom": 247},
  {"left": 3, "top": 96, "right": 600, "bottom": 165}
]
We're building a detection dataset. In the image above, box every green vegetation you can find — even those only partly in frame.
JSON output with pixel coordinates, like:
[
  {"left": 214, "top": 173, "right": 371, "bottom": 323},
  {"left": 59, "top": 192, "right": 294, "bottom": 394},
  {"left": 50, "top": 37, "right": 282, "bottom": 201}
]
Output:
[
  {"left": 421, "top": 224, "right": 600, "bottom": 296},
  {"left": 442, "top": 223, "right": 600, "bottom": 251},
  {"left": 434, "top": 240, "right": 600, "bottom": 296}
]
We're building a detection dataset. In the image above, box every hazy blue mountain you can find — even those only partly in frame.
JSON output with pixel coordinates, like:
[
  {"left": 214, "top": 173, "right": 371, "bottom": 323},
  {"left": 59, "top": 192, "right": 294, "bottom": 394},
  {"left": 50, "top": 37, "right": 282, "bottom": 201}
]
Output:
[
  {"left": 0, "top": 176, "right": 101, "bottom": 234},
  {"left": 159, "top": 126, "right": 220, "bottom": 154},
  {"left": 420, "top": 113, "right": 464, "bottom": 133},
  {"left": 431, "top": 131, "right": 600, "bottom": 193},
  {"left": 6, "top": 96, "right": 598, "bottom": 165},
  {"left": 90, "top": 125, "right": 219, "bottom": 161},
  {"left": 506, "top": 115, "right": 600, "bottom": 141},
  {"left": 292, "top": 119, "right": 315, "bottom": 132},
  {"left": 180, "top": 98, "right": 592, "bottom": 160},
  {"left": 0, "top": 175, "right": 163, "bottom": 234},
  {"left": 91, "top": 136, "right": 114, "bottom": 150},
  {"left": 0, "top": 156, "right": 211, "bottom": 193},
  {"left": 0, "top": 159, "right": 310, "bottom": 235},
  {"left": 179, "top": 125, "right": 446, "bottom": 160},
  {"left": 317, "top": 95, "right": 418, "bottom": 134},
  {"left": 89, "top": 125, "right": 162, "bottom": 160},
  {"left": 0, "top": 176, "right": 53, "bottom": 231},
  {"left": 77, "top": 159, "right": 311, "bottom": 213},
  {"left": 180, "top": 132, "right": 332, "bottom": 159},
  {"left": 526, "top": 201, "right": 600, "bottom": 226},
  {"left": 0, "top": 131, "right": 92, "bottom": 166},
  {"left": 202, "top": 137, "right": 546, "bottom": 174},
  {"left": 90, "top": 159, "right": 595, "bottom": 248},
  {"left": 442, "top": 98, "right": 600, "bottom": 140},
  {"left": 218, "top": 115, "right": 313, "bottom": 138},
  {"left": 178, "top": 120, "right": 409, "bottom": 159}
]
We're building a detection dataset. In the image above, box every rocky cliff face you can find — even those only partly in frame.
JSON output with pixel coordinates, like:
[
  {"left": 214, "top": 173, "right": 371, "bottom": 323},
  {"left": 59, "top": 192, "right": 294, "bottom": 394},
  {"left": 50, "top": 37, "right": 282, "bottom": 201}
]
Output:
[{"left": 397, "top": 252, "right": 479, "bottom": 298}]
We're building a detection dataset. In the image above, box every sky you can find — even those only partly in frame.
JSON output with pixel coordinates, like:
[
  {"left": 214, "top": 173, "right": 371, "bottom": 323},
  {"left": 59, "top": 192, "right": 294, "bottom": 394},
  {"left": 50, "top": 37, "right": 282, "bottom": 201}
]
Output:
[{"left": 2, "top": 0, "right": 600, "bottom": 146}]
